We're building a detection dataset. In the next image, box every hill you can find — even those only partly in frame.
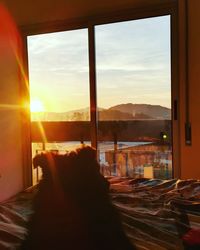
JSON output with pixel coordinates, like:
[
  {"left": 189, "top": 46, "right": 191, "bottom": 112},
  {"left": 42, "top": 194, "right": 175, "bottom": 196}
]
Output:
[
  {"left": 109, "top": 103, "right": 171, "bottom": 120},
  {"left": 31, "top": 103, "right": 171, "bottom": 121}
]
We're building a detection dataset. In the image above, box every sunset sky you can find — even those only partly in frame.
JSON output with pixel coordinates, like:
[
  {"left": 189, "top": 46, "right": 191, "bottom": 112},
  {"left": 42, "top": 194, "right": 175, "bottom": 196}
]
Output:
[{"left": 28, "top": 15, "right": 171, "bottom": 113}]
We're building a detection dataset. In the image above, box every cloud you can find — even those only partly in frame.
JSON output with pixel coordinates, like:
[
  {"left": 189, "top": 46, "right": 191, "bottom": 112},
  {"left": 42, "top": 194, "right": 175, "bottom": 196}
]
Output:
[{"left": 28, "top": 15, "right": 171, "bottom": 111}]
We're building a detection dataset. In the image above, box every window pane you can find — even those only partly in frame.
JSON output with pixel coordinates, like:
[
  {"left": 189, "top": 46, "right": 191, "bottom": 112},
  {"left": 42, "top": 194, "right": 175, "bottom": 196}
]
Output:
[
  {"left": 95, "top": 16, "right": 172, "bottom": 179},
  {"left": 28, "top": 29, "right": 91, "bottom": 184},
  {"left": 28, "top": 29, "right": 90, "bottom": 121}
]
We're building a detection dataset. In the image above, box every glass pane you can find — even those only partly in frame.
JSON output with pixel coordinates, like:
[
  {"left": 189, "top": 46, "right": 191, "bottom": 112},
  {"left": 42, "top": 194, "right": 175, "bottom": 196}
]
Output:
[
  {"left": 28, "top": 29, "right": 90, "bottom": 121},
  {"left": 96, "top": 16, "right": 172, "bottom": 179},
  {"left": 28, "top": 29, "right": 90, "bottom": 184}
]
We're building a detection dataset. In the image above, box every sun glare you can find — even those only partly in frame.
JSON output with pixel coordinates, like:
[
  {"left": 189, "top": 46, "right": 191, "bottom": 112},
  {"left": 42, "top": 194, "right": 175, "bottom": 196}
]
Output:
[{"left": 30, "top": 99, "right": 45, "bottom": 112}]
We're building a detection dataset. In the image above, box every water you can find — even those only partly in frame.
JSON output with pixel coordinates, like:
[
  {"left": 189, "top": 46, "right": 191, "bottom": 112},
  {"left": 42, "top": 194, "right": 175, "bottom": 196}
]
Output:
[
  {"left": 32, "top": 141, "right": 151, "bottom": 154},
  {"left": 32, "top": 141, "right": 172, "bottom": 181}
]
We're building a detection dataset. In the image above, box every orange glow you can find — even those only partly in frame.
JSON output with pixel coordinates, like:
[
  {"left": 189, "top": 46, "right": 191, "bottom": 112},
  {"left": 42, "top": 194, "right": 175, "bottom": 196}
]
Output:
[
  {"left": 0, "top": 4, "right": 30, "bottom": 114},
  {"left": 35, "top": 122, "right": 65, "bottom": 201},
  {"left": 0, "top": 4, "right": 20, "bottom": 46}
]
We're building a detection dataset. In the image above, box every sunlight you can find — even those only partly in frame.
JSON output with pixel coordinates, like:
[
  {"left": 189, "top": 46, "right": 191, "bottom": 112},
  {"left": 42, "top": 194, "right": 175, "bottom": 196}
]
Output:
[{"left": 30, "top": 99, "right": 45, "bottom": 112}]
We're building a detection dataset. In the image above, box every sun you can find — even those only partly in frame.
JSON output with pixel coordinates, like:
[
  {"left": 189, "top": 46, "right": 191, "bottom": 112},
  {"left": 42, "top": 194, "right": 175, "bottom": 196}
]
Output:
[{"left": 30, "top": 99, "right": 45, "bottom": 112}]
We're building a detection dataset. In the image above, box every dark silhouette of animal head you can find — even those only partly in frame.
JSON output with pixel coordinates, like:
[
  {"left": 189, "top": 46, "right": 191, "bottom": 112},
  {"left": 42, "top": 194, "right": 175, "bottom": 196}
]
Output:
[{"left": 33, "top": 146, "right": 109, "bottom": 195}]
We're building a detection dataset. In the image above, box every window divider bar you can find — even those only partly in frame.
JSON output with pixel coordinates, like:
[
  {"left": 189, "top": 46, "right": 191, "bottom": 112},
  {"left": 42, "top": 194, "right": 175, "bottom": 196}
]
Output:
[{"left": 88, "top": 25, "right": 98, "bottom": 150}]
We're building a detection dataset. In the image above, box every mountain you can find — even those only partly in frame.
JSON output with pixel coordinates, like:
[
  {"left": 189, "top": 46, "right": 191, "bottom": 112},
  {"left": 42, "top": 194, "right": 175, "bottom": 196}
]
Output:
[
  {"left": 109, "top": 103, "right": 171, "bottom": 120},
  {"left": 31, "top": 111, "right": 89, "bottom": 121},
  {"left": 31, "top": 103, "right": 171, "bottom": 121},
  {"left": 98, "top": 109, "right": 133, "bottom": 120}
]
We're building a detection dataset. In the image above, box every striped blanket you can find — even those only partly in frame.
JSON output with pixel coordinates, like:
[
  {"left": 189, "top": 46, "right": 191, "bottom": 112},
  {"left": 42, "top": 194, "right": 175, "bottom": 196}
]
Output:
[
  {"left": 110, "top": 177, "right": 200, "bottom": 249},
  {"left": 0, "top": 178, "right": 200, "bottom": 249}
]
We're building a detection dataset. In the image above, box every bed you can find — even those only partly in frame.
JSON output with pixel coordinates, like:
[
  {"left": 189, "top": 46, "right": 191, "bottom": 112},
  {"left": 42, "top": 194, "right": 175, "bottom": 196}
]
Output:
[{"left": 0, "top": 178, "right": 200, "bottom": 250}]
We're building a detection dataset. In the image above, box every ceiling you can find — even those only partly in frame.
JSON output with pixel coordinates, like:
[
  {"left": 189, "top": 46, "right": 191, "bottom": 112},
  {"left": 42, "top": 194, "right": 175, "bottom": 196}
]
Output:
[{"left": 1, "top": 0, "right": 173, "bottom": 27}]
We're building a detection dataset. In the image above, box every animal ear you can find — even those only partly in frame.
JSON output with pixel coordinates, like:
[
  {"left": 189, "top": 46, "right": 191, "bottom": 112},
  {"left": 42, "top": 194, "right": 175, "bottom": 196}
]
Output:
[{"left": 33, "top": 153, "right": 47, "bottom": 169}]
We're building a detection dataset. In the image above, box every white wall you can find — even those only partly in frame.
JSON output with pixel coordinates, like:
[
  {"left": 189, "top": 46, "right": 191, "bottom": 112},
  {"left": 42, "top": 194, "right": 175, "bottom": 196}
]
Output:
[{"left": 0, "top": 6, "right": 23, "bottom": 201}]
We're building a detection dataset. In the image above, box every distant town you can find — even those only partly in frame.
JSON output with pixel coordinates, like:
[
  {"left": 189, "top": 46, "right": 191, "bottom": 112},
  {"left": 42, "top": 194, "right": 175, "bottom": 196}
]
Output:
[{"left": 31, "top": 103, "right": 172, "bottom": 183}]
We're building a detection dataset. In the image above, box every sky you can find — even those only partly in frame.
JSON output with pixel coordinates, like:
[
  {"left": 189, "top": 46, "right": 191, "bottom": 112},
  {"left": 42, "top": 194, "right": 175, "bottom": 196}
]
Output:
[{"left": 28, "top": 15, "right": 171, "bottom": 113}]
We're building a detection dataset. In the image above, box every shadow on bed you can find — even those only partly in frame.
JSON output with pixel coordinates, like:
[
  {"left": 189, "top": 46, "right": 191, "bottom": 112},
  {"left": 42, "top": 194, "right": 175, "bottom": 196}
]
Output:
[{"left": 20, "top": 146, "right": 135, "bottom": 250}]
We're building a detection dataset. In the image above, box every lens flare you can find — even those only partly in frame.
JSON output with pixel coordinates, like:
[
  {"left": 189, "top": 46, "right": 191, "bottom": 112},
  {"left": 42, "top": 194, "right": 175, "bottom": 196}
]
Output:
[{"left": 30, "top": 99, "right": 45, "bottom": 112}]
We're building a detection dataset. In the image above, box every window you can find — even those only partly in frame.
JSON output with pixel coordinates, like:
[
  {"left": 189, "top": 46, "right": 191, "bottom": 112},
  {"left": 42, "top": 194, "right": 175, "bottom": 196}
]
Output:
[
  {"left": 95, "top": 16, "right": 172, "bottom": 179},
  {"left": 27, "top": 29, "right": 91, "bottom": 184},
  {"left": 26, "top": 6, "right": 178, "bottom": 184}
]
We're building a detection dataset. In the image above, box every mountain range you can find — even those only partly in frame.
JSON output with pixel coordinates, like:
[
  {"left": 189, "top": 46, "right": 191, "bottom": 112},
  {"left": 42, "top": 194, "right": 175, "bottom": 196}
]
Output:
[{"left": 31, "top": 103, "right": 171, "bottom": 121}]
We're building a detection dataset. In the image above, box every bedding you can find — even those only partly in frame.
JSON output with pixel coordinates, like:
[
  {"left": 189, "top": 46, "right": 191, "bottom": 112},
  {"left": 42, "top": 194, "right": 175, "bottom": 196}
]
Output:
[
  {"left": 110, "top": 178, "right": 200, "bottom": 249},
  {"left": 0, "top": 186, "right": 35, "bottom": 250},
  {"left": 0, "top": 178, "right": 200, "bottom": 250}
]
